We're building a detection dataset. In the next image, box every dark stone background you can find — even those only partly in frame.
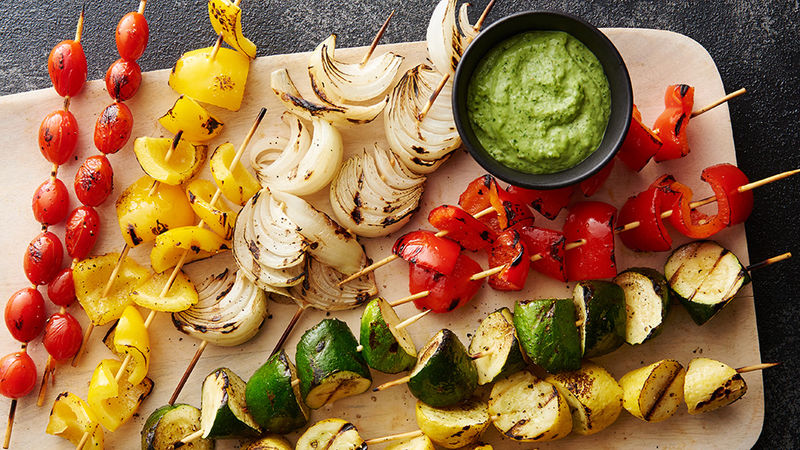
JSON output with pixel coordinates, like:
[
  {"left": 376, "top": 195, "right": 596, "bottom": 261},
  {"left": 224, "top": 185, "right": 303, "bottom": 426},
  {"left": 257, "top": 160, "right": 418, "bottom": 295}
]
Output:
[{"left": 1, "top": 0, "right": 797, "bottom": 447}]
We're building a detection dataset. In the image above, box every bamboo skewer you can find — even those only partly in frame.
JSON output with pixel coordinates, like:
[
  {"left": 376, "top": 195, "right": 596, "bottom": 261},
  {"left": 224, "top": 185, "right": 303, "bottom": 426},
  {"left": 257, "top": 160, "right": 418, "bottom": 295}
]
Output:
[
  {"left": 736, "top": 362, "right": 779, "bottom": 373},
  {"left": 691, "top": 88, "right": 746, "bottom": 118},
  {"left": 417, "top": 73, "right": 450, "bottom": 121},
  {"left": 360, "top": 10, "right": 395, "bottom": 66},
  {"left": 395, "top": 309, "right": 432, "bottom": 330},
  {"left": 746, "top": 253, "right": 792, "bottom": 271},
  {"left": 208, "top": 0, "right": 242, "bottom": 61}
]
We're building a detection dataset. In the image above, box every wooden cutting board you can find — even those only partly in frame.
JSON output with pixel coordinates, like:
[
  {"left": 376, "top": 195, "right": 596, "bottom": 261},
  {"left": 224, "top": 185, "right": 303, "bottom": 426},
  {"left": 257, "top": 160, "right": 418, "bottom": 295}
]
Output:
[{"left": 0, "top": 28, "right": 763, "bottom": 448}]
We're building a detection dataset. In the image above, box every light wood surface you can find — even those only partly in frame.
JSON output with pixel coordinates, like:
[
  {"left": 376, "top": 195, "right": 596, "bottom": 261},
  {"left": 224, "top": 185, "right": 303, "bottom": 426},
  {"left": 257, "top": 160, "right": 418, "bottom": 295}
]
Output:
[{"left": 0, "top": 29, "right": 763, "bottom": 448}]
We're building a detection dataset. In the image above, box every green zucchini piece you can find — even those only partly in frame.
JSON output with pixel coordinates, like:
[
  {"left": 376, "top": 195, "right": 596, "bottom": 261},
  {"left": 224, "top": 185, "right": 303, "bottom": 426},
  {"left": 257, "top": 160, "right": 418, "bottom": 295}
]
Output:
[
  {"left": 614, "top": 267, "right": 670, "bottom": 345},
  {"left": 468, "top": 308, "right": 526, "bottom": 385},
  {"left": 245, "top": 350, "right": 309, "bottom": 434},
  {"left": 664, "top": 241, "right": 749, "bottom": 325},
  {"left": 572, "top": 280, "right": 626, "bottom": 357},
  {"left": 408, "top": 329, "right": 478, "bottom": 407},
  {"left": 513, "top": 299, "right": 581, "bottom": 374},
  {"left": 296, "top": 418, "right": 366, "bottom": 450},
  {"left": 360, "top": 297, "right": 417, "bottom": 373},
  {"left": 141, "top": 404, "right": 213, "bottom": 450},
  {"left": 296, "top": 318, "right": 372, "bottom": 409},
  {"left": 200, "top": 368, "right": 261, "bottom": 439}
]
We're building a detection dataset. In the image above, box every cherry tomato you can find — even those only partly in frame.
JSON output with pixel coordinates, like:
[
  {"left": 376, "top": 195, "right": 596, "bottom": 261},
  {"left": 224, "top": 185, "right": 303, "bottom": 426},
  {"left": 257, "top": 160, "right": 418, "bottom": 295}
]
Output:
[
  {"left": 23, "top": 231, "right": 63, "bottom": 285},
  {"left": 74, "top": 155, "right": 114, "bottom": 206},
  {"left": 65, "top": 206, "right": 100, "bottom": 260},
  {"left": 0, "top": 352, "right": 37, "bottom": 398},
  {"left": 43, "top": 312, "right": 83, "bottom": 361},
  {"left": 105, "top": 58, "right": 142, "bottom": 101},
  {"left": 38, "top": 109, "right": 79, "bottom": 164},
  {"left": 93, "top": 102, "right": 133, "bottom": 154},
  {"left": 47, "top": 268, "right": 76, "bottom": 307},
  {"left": 32, "top": 178, "right": 70, "bottom": 226},
  {"left": 47, "top": 40, "right": 87, "bottom": 97},
  {"left": 116, "top": 12, "right": 149, "bottom": 61},
  {"left": 4, "top": 288, "right": 46, "bottom": 343}
]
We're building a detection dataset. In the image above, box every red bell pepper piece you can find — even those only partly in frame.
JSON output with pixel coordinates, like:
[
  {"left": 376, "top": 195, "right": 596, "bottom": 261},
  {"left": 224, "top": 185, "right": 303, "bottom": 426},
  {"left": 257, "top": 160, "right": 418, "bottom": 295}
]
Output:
[
  {"left": 428, "top": 205, "right": 496, "bottom": 251},
  {"left": 617, "top": 105, "right": 663, "bottom": 172},
  {"left": 488, "top": 230, "right": 530, "bottom": 291},
  {"left": 653, "top": 84, "right": 694, "bottom": 162},
  {"left": 488, "top": 184, "right": 536, "bottom": 230},
  {"left": 459, "top": 175, "right": 502, "bottom": 232},
  {"left": 505, "top": 185, "right": 574, "bottom": 220},
  {"left": 579, "top": 159, "right": 615, "bottom": 197},
  {"left": 617, "top": 175, "right": 680, "bottom": 252},
  {"left": 392, "top": 230, "right": 461, "bottom": 275},
  {"left": 668, "top": 163, "right": 752, "bottom": 238},
  {"left": 517, "top": 225, "right": 568, "bottom": 282},
  {"left": 408, "top": 253, "right": 484, "bottom": 313},
  {"left": 564, "top": 201, "right": 617, "bottom": 281}
]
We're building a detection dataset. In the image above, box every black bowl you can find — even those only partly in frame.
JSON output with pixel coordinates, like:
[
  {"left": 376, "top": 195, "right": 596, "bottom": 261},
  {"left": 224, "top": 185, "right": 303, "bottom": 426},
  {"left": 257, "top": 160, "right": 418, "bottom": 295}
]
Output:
[{"left": 453, "top": 11, "right": 633, "bottom": 190}]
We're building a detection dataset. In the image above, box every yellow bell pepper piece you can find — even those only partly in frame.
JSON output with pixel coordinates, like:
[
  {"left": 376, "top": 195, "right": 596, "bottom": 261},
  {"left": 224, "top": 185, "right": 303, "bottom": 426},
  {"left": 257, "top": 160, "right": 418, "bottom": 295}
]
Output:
[
  {"left": 150, "top": 226, "right": 230, "bottom": 273},
  {"left": 208, "top": 0, "right": 257, "bottom": 59},
  {"left": 116, "top": 176, "right": 197, "bottom": 247},
  {"left": 46, "top": 392, "right": 104, "bottom": 449},
  {"left": 169, "top": 46, "right": 250, "bottom": 111},
  {"left": 186, "top": 179, "right": 237, "bottom": 240},
  {"left": 133, "top": 137, "right": 207, "bottom": 186},
  {"left": 88, "top": 359, "right": 154, "bottom": 432},
  {"left": 210, "top": 142, "right": 260, "bottom": 205},
  {"left": 112, "top": 306, "right": 150, "bottom": 385},
  {"left": 74, "top": 253, "right": 150, "bottom": 326},
  {"left": 158, "top": 96, "right": 224, "bottom": 143},
  {"left": 130, "top": 270, "right": 199, "bottom": 312}
]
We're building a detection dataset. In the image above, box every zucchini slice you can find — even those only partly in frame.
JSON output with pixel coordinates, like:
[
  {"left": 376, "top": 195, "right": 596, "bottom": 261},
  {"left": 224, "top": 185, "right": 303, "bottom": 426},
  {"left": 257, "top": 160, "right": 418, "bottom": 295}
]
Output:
[
  {"left": 513, "top": 299, "right": 581, "bottom": 374},
  {"left": 415, "top": 398, "right": 490, "bottom": 449},
  {"left": 141, "top": 404, "right": 212, "bottom": 450},
  {"left": 684, "top": 357, "right": 747, "bottom": 415},
  {"left": 620, "top": 359, "right": 685, "bottom": 422},
  {"left": 296, "top": 318, "right": 372, "bottom": 409},
  {"left": 385, "top": 434, "right": 436, "bottom": 450},
  {"left": 296, "top": 418, "right": 366, "bottom": 450},
  {"left": 613, "top": 268, "right": 670, "bottom": 345},
  {"left": 200, "top": 367, "right": 261, "bottom": 439},
  {"left": 468, "top": 308, "right": 526, "bottom": 385},
  {"left": 664, "top": 240, "right": 749, "bottom": 325},
  {"left": 408, "top": 329, "right": 478, "bottom": 407},
  {"left": 360, "top": 297, "right": 417, "bottom": 373},
  {"left": 245, "top": 350, "right": 309, "bottom": 434},
  {"left": 245, "top": 435, "right": 293, "bottom": 450},
  {"left": 572, "top": 280, "right": 626, "bottom": 357},
  {"left": 545, "top": 360, "right": 623, "bottom": 435},
  {"left": 488, "top": 370, "right": 572, "bottom": 442}
]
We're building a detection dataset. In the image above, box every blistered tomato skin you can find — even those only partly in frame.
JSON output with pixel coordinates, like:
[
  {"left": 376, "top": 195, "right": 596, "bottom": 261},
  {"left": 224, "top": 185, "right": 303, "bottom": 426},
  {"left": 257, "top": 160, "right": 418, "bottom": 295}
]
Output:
[
  {"left": 94, "top": 102, "right": 134, "bottom": 154},
  {"left": 75, "top": 155, "right": 114, "bottom": 207},
  {"left": 38, "top": 110, "right": 79, "bottom": 165},
  {"left": 47, "top": 268, "right": 76, "bottom": 307},
  {"left": 116, "top": 12, "right": 149, "bottom": 61},
  {"left": 105, "top": 59, "right": 142, "bottom": 101},
  {"left": 4, "top": 288, "right": 46, "bottom": 343},
  {"left": 23, "top": 231, "right": 64, "bottom": 286},
  {"left": 43, "top": 313, "right": 83, "bottom": 361},
  {"left": 0, "top": 352, "right": 37, "bottom": 399},
  {"left": 47, "top": 40, "right": 87, "bottom": 98},
  {"left": 32, "top": 178, "right": 70, "bottom": 226},
  {"left": 65, "top": 206, "right": 101, "bottom": 260}
]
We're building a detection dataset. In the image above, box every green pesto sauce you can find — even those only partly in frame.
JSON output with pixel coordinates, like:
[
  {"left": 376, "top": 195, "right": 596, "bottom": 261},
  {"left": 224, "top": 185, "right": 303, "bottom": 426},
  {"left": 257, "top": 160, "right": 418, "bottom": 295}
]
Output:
[{"left": 467, "top": 31, "right": 611, "bottom": 174}]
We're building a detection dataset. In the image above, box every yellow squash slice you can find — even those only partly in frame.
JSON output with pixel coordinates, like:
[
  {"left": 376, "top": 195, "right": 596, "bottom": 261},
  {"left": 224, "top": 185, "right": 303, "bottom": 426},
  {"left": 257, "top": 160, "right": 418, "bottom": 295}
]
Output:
[
  {"left": 116, "top": 176, "right": 196, "bottom": 247},
  {"left": 74, "top": 253, "right": 150, "bottom": 326},
  {"left": 133, "top": 136, "right": 207, "bottom": 185},
  {"left": 169, "top": 46, "right": 249, "bottom": 111},
  {"left": 187, "top": 179, "right": 237, "bottom": 240},
  {"left": 159, "top": 96, "right": 224, "bottom": 143},
  {"left": 620, "top": 359, "right": 686, "bottom": 422},
  {"left": 684, "top": 357, "right": 747, "bottom": 415},
  {"left": 209, "top": 142, "right": 260, "bottom": 206},
  {"left": 208, "top": 0, "right": 257, "bottom": 58},
  {"left": 131, "top": 270, "right": 199, "bottom": 312},
  {"left": 415, "top": 398, "right": 490, "bottom": 449},
  {"left": 545, "top": 360, "right": 623, "bottom": 435},
  {"left": 150, "top": 226, "right": 230, "bottom": 273}
]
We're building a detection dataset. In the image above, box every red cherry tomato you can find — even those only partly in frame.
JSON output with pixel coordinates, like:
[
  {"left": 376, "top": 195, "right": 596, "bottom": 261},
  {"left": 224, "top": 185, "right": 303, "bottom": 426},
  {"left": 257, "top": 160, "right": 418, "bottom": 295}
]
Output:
[
  {"left": 0, "top": 352, "right": 37, "bottom": 398},
  {"left": 116, "top": 12, "right": 149, "bottom": 61},
  {"left": 23, "top": 231, "right": 63, "bottom": 285},
  {"left": 38, "top": 110, "right": 79, "bottom": 164},
  {"left": 65, "top": 206, "right": 100, "bottom": 260},
  {"left": 32, "top": 178, "right": 70, "bottom": 226},
  {"left": 74, "top": 155, "right": 114, "bottom": 206},
  {"left": 47, "top": 40, "right": 87, "bottom": 97},
  {"left": 43, "top": 312, "right": 83, "bottom": 361},
  {"left": 105, "top": 58, "right": 142, "bottom": 101},
  {"left": 93, "top": 102, "right": 133, "bottom": 154},
  {"left": 47, "top": 268, "right": 76, "bottom": 307},
  {"left": 4, "top": 288, "right": 46, "bottom": 343}
]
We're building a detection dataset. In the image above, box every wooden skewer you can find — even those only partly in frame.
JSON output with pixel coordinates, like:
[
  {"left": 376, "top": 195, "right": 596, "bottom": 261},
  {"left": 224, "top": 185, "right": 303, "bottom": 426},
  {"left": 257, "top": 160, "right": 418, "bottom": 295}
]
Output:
[
  {"left": 746, "top": 252, "right": 792, "bottom": 271},
  {"left": 208, "top": 0, "right": 243, "bottom": 61},
  {"left": 374, "top": 375, "right": 411, "bottom": 392},
  {"left": 736, "top": 362, "right": 779, "bottom": 373},
  {"left": 168, "top": 340, "right": 208, "bottom": 406},
  {"left": 173, "top": 429, "right": 204, "bottom": 449},
  {"left": 691, "top": 88, "right": 746, "bottom": 118},
  {"left": 473, "top": 0, "right": 496, "bottom": 32},
  {"left": 364, "top": 430, "right": 424, "bottom": 445},
  {"left": 267, "top": 305, "right": 307, "bottom": 359},
  {"left": 2, "top": 399, "right": 16, "bottom": 449},
  {"left": 360, "top": 10, "right": 394, "bottom": 66},
  {"left": 417, "top": 73, "right": 450, "bottom": 121},
  {"left": 74, "top": 427, "right": 91, "bottom": 450},
  {"left": 395, "top": 309, "right": 432, "bottom": 330},
  {"left": 470, "top": 350, "right": 493, "bottom": 359},
  {"left": 138, "top": 0, "right": 147, "bottom": 15}
]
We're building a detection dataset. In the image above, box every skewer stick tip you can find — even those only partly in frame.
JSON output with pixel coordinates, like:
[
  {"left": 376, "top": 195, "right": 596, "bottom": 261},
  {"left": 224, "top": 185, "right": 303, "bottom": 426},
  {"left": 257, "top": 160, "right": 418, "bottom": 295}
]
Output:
[
  {"left": 374, "top": 375, "right": 411, "bottom": 392},
  {"left": 360, "top": 10, "right": 395, "bottom": 66},
  {"left": 3, "top": 399, "right": 16, "bottom": 449},
  {"left": 736, "top": 362, "right": 779, "bottom": 373}
]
